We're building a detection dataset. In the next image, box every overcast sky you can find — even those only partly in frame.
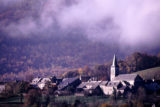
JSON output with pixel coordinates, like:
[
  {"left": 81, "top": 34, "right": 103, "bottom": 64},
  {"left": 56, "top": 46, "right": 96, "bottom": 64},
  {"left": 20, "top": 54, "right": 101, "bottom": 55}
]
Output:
[{"left": 1, "top": 0, "right": 160, "bottom": 50}]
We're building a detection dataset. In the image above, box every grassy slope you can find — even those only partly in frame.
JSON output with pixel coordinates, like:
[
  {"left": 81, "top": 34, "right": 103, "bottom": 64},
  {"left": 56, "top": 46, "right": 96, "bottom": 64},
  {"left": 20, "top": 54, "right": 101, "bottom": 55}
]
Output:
[{"left": 133, "top": 67, "right": 160, "bottom": 80}]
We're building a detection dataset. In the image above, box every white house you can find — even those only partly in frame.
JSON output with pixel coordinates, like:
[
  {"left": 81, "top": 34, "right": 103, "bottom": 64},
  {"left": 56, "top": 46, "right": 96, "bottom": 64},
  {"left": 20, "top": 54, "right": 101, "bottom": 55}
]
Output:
[
  {"left": 100, "top": 81, "right": 122, "bottom": 95},
  {"left": 30, "top": 77, "right": 42, "bottom": 85},
  {"left": 31, "top": 76, "right": 62, "bottom": 90},
  {"left": 0, "top": 83, "right": 5, "bottom": 93},
  {"left": 77, "top": 80, "right": 107, "bottom": 95}
]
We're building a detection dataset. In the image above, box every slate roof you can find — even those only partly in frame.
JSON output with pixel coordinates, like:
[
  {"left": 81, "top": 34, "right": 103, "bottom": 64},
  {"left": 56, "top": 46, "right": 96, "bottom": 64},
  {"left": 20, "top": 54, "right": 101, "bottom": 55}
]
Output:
[
  {"left": 78, "top": 81, "right": 97, "bottom": 89},
  {"left": 112, "top": 54, "right": 118, "bottom": 67},
  {"left": 113, "top": 74, "right": 138, "bottom": 81},
  {"left": 77, "top": 82, "right": 85, "bottom": 88},
  {"left": 100, "top": 81, "right": 108, "bottom": 85},
  {"left": 118, "top": 86, "right": 127, "bottom": 90},
  {"left": 106, "top": 81, "right": 121, "bottom": 87},
  {"left": 32, "top": 77, "right": 42, "bottom": 82},
  {"left": 31, "top": 77, "right": 42, "bottom": 85},
  {"left": 77, "top": 81, "right": 108, "bottom": 90},
  {"left": 41, "top": 78, "right": 52, "bottom": 83},
  {"left": 58, "top": 77, "right": 79, "bottom": 90},
  {"left": 145, "top": 83, "right": 160, "bottom": 91}
]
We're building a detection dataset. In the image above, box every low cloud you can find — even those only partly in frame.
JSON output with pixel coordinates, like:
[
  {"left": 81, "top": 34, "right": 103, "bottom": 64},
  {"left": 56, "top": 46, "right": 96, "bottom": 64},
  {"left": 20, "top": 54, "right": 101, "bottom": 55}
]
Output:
[{"left": 1, "top": 0, "right": 160, "bottom": 49}]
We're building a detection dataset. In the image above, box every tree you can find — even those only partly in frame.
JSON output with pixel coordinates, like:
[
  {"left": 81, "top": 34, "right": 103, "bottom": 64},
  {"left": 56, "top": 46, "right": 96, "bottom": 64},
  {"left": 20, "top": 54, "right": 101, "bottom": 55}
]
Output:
[
  {"left": 24, "top": 89, "right": 42, "bottom": 107},
  {"left": 130, "top": 87, "right": 146, "bottom": 107},
  {"left": 43, "top": 81, "right": 57, "bottom": 95},
  {"left": 109, "top": 87, "right": 120, "bottom": 106},
  {"left": 126, "top": 52, "right": 160, "bottom": 72},
  {"left": 16, "top": 81, "right": 30, "bottom": 94},
  {"left": 42, "top": 94, "right": 50, "bottom": 107},
  {"left": 67, "top": 86, "right": 75, "bottom": 93},
  {"left": 117, "top": 91, "right": 122, "bottom": 98},
  {"left": 94, "top": 64, "right": 110, "bottom": 80},
  {"left": 126, "top": 92, "right": 133, "bottom": 107},
  {"left": 112, "top": 87, "right": 117, "bottom": 101},
  {"left": 5, "top": 82, "right": 16, "bottom": 97},
  {"left": 78, "top": 68, "right": 83, "bottom": 76},
  {"left": 137, "top": 87, "right": 146, "bottom": 102},
  {"left": 99, "top": 103, "right": 112, "bottom": 107}
]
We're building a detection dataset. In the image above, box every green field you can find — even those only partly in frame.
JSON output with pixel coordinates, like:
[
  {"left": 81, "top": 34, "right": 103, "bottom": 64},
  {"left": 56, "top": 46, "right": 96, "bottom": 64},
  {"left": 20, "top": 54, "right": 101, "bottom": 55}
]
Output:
[
  {"left": 0, "top": 96, "right": 23, "bottom": 104},
  {"left": 53, "top": 95, "right": 127, "bottom": 105},
  {"left": 0, "top": 95, "right": 127, "bottom": 105},
  {"left": 54, "top": 96, "right": 108, "bottom": 104},
  {"left": 133, "top": 67, "right": 160, "bottom": 80}
]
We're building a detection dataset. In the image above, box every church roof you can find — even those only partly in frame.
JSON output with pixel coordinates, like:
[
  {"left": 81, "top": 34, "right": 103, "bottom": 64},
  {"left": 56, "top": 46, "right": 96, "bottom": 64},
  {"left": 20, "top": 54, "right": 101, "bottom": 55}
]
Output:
[
  {"left": 112, "top": 54, "right": 118, "bottom": 67},
  {"left": 113, "top": 74, "right": 138, "bottom": 81},
  {"left": 106, "top": 81, "right": 121, "bottom": 87},
  {"left": 100, "top": 81, "right": 108, "bottom": 85}
]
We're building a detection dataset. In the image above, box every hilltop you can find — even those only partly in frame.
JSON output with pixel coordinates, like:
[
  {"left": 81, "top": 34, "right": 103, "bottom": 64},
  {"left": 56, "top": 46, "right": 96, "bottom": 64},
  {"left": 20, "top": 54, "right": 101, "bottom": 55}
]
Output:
[{"left": 133, "top": 67, "right": 160, "bottom": 80}]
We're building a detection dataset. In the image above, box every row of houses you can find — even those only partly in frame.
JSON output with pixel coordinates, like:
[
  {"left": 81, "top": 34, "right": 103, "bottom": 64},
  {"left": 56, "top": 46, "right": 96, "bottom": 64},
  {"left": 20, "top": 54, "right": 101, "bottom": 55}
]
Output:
[
  {"left": 29, "top": 55, "right": 151, "bottom": 96},
  {"left": 31, "top": 76, "right": 62, "bottom": 89},
  {"left": 29, "top": 75, "right": 143, "bottom": 96},
  {"left": 0, "top": 55, "right": 159, "bottom": 96}
]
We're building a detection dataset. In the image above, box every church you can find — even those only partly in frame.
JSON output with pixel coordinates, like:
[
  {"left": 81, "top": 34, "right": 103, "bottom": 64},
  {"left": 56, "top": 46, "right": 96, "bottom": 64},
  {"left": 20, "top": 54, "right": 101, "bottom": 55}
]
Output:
[
  {"left": 110, "top": 54, "right": 143, "bottom": 85},
  {"left": 100, "top": 54, "right": 143, "bottom": 95}
]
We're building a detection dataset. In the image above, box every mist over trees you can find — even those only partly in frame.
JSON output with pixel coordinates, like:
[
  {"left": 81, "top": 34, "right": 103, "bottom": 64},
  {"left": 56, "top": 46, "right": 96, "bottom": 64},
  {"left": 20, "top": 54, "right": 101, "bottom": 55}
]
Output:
[
  {"left": 0, "top": 51, "right": 160, "bottom": 81},
  {"left": 0, "top": 0, "right": 160, "bottom": 81}
]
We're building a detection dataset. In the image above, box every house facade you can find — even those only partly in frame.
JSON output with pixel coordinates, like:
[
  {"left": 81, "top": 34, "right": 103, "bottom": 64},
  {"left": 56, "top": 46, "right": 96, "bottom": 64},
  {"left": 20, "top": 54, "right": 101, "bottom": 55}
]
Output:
[
  {"left": 57, "top": 77, "right": 81, "bottom": 91},
  {"left": 31, "top": 76, "right": 62, "bottom": 90},
  {"left": 0, "top": 83, "right": 5, "bottom": 93},
  {"left": 76, "top": 81, "right": 106, "bottom": 96}
]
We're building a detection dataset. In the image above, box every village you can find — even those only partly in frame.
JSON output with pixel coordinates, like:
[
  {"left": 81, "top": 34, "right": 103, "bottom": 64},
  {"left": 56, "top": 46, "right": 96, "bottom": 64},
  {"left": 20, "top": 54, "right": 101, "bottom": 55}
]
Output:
[
  {"left": 0, "top": 55, "right": 160, "bottom": 107},
  {"left": 30, "top": 55, "right": 144, "bottom": 96},
  {"left": 1, "top": 0, "right": 160, "bottom": 106},
  {"left": 29, "top": 55, "right": 160, "bottom": 96}
]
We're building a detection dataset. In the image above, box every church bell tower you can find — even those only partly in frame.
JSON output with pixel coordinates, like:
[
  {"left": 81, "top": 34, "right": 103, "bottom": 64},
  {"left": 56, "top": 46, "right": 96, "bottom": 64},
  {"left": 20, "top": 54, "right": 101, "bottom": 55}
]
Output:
[{"left": 110, "top": 54, "right": 119, "bottom": 81}]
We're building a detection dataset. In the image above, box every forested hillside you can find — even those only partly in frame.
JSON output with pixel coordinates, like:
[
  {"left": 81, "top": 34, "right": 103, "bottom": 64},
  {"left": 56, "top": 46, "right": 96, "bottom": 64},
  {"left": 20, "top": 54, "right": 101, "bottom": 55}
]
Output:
[
  {"left": 0, "top": 35, "right": 118, "bottom": 74},
  {"left": 0, "top": 0, "right": 160, "bottom": 81},
  {"left": 0, "top": 51, "right": 160, "bottom": 81},
  {"left": 0, "top": 0, "right": 117, "bottom": 74}
]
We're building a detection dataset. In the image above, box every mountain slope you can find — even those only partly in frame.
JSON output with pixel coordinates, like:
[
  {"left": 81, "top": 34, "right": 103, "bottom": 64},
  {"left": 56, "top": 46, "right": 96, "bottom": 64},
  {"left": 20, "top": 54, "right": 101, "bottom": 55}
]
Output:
[
  {"left": 0, "top": 35, "right": 118, "bottom": 74},
  {"left": 133, "top": 67, "right": 160, "bottom": 80},
  {"left": 0, "top": 0, "right": 160, "bottom": 75}
]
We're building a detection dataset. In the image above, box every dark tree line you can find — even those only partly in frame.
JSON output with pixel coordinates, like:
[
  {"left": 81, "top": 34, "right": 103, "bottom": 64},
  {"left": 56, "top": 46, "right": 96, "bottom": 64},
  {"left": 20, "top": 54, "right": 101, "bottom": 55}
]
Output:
[{"left": 63, "top": 52, "right": 160, "bottom": 80}]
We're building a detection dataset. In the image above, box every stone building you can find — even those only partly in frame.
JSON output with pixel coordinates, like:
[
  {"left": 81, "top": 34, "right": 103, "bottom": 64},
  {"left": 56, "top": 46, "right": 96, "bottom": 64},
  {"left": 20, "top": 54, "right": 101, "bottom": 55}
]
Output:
[
  {"left": 110, "top": 54, "right": 119, "bottom": 81},
  {"left": 57, "top": 77, "right": 81, "bottom": 91},
  {"left": 76, "top": 81, "right": 106, "bottom": 96},
  {"left": 31, "top": 76, "right": 62, "bottom": 89},
  {"left": 110, "top": 54, "right": 143, "bottom": 86},
  {"left": 0, "top": 82, "right": 5, "bottom": 93},
  {"left": 101, "top": 54, "right": 143, "bottom": 95}
]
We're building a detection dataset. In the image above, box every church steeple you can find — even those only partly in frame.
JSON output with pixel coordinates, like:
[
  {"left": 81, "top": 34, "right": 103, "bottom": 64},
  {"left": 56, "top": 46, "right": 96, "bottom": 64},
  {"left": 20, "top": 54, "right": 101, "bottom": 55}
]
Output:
[
  {"left": 112, "top": 54, "right": 118, "bottom": 67},
  {"left": 110, "top": 54, "right": 119, "bottom": 81}
]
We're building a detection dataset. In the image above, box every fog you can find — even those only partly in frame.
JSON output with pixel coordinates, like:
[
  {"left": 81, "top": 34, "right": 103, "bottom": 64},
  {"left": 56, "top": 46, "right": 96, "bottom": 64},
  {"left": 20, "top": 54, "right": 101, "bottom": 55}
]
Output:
[{"left": 1, "top": 0, "right": 160, "bottom": 50}]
